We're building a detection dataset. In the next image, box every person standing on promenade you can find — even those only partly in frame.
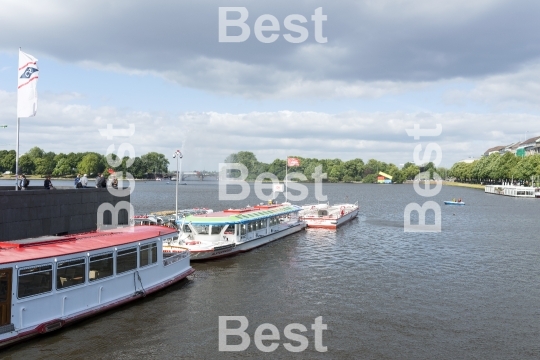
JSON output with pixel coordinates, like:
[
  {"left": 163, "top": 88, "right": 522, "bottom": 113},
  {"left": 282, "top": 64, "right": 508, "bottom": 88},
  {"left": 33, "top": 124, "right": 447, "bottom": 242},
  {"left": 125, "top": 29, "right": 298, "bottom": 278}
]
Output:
[
  {"left": 95, "top": 173, "right": 106, "bottom": 188},
  {"left": 74, "top": 174, "right": 81, "bottom": 188},
  {"left": 95, "top": 173, "right": 103, "bottom": 188},
  {"left": 44, "top": 176, "right": 54, "bottom": 190},
  {"left": 81, "top": 174, "right": 88, "bottom": 188},
  {"left": 21, "top": 174, "right": 29, "bottom": 190}
]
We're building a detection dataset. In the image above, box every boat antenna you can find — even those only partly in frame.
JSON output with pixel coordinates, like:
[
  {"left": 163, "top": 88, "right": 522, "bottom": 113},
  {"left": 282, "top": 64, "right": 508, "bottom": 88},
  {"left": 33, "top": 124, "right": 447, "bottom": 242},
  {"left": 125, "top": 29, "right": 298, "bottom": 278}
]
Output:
[{"left": 173, "top": 150, "right": 183, "bottom": 225}]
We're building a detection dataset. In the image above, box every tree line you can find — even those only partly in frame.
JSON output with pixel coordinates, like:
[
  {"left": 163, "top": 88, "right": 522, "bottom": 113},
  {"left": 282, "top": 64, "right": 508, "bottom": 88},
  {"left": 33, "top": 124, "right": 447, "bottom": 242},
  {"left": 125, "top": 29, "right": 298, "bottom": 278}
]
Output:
[
  {"left": 224, "top": 151, "right": 450, "bottom": 184},
  {"left": 0, "top": 147, "right": 169, "bottom": 178},
  {"left": 449, "top": 152, "right": 540, "bottom": 185}
]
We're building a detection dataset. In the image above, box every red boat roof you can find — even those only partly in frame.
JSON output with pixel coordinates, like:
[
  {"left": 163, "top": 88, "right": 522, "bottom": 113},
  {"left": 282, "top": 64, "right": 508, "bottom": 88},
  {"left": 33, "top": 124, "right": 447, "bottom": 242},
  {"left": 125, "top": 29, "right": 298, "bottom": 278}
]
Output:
[
  {"left": 0, "top": 226, "right": 177, "bottom": 265},
  {"left": 196, "top": 204, "right": 289, "bottom": 219}
]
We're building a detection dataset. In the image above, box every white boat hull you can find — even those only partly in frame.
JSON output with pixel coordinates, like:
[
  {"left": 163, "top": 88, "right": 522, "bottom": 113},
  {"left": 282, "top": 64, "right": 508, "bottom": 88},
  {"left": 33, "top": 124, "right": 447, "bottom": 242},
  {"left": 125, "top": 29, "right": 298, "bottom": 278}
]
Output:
[
  {"left": 187, "top": 222, "right": 306, "bottom": 260},
  {"left": 302, "top": 208, "right": 359, "bottom": 229}
]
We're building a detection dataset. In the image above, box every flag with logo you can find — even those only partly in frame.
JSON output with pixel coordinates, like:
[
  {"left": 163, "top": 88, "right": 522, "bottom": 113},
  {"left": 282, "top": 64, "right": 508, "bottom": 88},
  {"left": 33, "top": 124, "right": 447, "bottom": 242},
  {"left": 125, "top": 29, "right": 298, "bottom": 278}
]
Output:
[
  {"left": 287, "top": 157, "right": 300, "bottom": 167},
  {"left": 17, "top": 50, "right": 39, "bottom": 118}
]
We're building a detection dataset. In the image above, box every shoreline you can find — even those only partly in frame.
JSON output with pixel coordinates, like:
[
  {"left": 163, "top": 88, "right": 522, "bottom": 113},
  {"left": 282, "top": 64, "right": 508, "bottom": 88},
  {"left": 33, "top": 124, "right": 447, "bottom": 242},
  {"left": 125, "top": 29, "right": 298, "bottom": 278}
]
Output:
[{"left": 443, "top": 181, "right": 484, "bottom": 190}]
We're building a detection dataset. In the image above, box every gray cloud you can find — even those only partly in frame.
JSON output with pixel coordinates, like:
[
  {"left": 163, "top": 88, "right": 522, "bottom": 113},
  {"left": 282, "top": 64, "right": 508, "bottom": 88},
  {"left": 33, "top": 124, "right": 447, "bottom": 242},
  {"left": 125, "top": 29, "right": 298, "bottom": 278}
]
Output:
[{"left": 1, "top": 0, "right": 539, "bottom": 97}]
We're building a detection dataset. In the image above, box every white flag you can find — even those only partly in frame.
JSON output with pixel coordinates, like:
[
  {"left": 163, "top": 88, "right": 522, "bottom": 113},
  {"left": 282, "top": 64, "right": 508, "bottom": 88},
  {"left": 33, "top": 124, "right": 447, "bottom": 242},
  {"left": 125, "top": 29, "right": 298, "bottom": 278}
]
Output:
[{"left": 17, "top": 50, "right": 39, "bottom": 118}]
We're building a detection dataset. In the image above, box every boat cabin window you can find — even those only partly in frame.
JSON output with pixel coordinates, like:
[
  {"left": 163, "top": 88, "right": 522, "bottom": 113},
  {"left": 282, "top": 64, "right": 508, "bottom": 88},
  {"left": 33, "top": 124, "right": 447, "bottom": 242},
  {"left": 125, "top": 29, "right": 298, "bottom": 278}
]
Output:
[
  {"left": 18, "top": 264, "right": 52, "bottom": 298},
  {"left": 318, "top": 210, "right": 328, "bottom": 216},
  {"left": 193, "top": 225, "right": 209, "bottom": 235},
  {"left": 140, "top": 242, "right": 158, "bottom": 267},
  {"left": 57, "top": 258, "right": 86, "bottom": 290},
  {"left": 211, "top": 225, "right": 224, "bottom": 235},
  {"left": 89, "top": 253, "right": 114, "bottom": 281},
  {"left": 224, "top": 225, "right": 234, "bottom": 234},
  {"left": 117, "top": 247, "right": 138, "bottom": 274},
  {"left": 182, "top": 224, "right": 192, "bottom": 233},
  {"left": 240, "top": 224, "right": 247, "bottom": 236}
]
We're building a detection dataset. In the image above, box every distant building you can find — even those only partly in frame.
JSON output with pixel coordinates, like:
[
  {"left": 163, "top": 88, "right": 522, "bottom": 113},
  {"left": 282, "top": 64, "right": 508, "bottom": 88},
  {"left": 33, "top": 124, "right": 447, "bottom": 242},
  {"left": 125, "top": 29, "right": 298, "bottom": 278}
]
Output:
[
  {"left": 483, "top": 136, "right": 540, "bottom": 157},
  {"left": 483, "top": 146, "right": 505, "bottom": 156},
  {"left": 377, "top": 171, "right": 392, "bottom": 184},
  {"left": 458, "top": 158, "right": 479, "bottom": 164}
]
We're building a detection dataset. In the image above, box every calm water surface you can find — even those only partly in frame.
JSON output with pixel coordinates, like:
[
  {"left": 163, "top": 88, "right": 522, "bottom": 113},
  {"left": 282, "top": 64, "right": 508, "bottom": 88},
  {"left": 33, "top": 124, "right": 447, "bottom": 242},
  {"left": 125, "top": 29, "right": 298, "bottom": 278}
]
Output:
[{"left": 2, "top": 181, "right": 540, "bottom": 359}]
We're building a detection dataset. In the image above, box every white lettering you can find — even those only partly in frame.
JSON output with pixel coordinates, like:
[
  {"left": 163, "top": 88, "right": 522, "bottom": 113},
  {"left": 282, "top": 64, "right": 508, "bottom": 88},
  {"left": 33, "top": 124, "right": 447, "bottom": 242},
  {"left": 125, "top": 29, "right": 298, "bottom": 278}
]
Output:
[
  {"left": 219, "top": 316, "right": 251, "bottom": 351},
  {"left": 254, "top": 14, "right": 280, "bottom": 43},
  {"left": 283, "top": 14, "right": 308, "bottom": 43},
  {"left": 106, "top": 143, "right": 135, "bottom": 168},
  {"left": 98, "top": 124, "right": 135, "bottom": 140},
  {"left": 254, "top": 172, "right": 280, "bottom": 201},
  {"left": 254, "top": 323, "right": 280, "bottom": 352},
  {"left": 219, "top": 7, "right": 251, "bottom": 43},
  {"left": 311, "top": 7, "right": 328, "bottom": 44},
  {"left": 286, "top": 172, "right": 309, "bottom": 202},
  {"left": 219, "top": 163, "right": 250, "bottom": 201},
  {"left": 283, "top": 323, "right": 308, "bottom": 352},
  {"left": 406, "top": 124, "right": 442, "bottom": 140},
  {"left": 403, "top": 201, "right": 441, "bottom": 232},
  {"left": 413, "top": 143, "right": 443, "bottom": 167},
  {"left": 311, "top": 316, "right": 328, "bottom": 352},
  {"left": 312, "top": 165, "right": 328, "bottom": 201}
]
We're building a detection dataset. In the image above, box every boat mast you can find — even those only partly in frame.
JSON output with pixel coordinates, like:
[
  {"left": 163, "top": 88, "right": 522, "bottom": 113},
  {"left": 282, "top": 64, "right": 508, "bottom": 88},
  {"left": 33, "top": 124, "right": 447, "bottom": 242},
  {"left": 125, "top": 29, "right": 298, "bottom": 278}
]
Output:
[{"left": 173, "top": 150, "right": 182, "bottom": 226}]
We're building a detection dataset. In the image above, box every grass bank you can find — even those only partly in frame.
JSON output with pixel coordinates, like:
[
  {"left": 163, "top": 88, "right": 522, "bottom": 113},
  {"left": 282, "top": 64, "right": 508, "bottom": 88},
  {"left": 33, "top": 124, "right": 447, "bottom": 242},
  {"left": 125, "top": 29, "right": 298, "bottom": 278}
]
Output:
[{"left": 443, "top": 181, "right": 484, "bottom": 190}]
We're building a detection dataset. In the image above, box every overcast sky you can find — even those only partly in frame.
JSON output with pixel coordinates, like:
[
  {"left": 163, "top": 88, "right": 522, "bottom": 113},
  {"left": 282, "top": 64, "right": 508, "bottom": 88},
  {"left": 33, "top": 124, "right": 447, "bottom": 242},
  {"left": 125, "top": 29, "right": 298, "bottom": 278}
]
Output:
[{"left": 1, "top": 0, "right": 540, "bottom": 170}]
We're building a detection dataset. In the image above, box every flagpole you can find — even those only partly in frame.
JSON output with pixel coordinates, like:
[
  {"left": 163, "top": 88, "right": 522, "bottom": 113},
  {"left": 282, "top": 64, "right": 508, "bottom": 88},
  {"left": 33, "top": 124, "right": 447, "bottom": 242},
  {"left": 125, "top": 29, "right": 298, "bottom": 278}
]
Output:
[
  {"left": 285, "top": 157, "right": 288, "bottom": 203},
  {"left": 15, "top": 117, "right": 20, "bottom": 190},
  {"left": 15, "top": 47, "right": 21, "bottom": 190}
]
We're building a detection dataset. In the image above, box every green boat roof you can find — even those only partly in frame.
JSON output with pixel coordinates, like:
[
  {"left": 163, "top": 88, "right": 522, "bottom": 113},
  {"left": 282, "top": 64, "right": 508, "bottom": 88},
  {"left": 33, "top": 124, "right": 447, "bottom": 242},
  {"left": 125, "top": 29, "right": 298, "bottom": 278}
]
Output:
[{"left": 178, "top": 205, "right": 302, "bottom": 225}]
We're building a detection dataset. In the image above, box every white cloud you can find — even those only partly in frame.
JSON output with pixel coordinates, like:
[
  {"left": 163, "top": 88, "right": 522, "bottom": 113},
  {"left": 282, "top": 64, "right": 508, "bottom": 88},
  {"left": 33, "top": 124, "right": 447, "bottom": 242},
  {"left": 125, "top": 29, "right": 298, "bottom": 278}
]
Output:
[
  {"left": 445, "top": 61, "right": 540, "bottom": 110},
  {"left": 2, "top": 90, "right": 538, "bottom": 169}
]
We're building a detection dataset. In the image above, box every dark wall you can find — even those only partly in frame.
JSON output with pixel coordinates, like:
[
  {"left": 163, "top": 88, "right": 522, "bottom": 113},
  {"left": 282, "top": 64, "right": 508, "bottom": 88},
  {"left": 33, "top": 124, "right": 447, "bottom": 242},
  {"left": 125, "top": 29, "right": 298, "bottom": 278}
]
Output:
[{"left": 0, "top": 187, "right": 130, "bottom": 241}]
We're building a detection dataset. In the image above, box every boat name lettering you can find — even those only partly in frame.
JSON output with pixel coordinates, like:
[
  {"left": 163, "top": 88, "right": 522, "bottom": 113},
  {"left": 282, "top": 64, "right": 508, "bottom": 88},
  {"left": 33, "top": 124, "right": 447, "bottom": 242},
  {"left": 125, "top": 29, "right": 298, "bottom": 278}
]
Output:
[{"left": 219, "top": 316, "right": 328, "bottom": 353}]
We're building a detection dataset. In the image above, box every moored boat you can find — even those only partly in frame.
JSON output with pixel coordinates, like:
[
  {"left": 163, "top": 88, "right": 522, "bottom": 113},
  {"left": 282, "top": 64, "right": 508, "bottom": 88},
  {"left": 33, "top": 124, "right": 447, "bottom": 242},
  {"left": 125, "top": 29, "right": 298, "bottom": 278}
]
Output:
[
  {"left": 163, "top": 203, "right": 306, "bottom": 260},
  {"left": 485, "top": 185, "right": 537, "bottom": 198},
  {"left": 0, "top": 226, "right": 193, "bottom": 349},
  {"left": 299, "top": 202, "right": 359, "bottom": 229}
]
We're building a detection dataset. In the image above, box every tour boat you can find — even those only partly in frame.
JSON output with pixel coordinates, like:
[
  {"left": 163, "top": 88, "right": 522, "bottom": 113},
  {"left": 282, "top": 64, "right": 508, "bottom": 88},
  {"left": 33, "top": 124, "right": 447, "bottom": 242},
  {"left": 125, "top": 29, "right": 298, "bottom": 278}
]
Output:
[
  {"left": 298, "top": 202, "right": 359, "bottom": 229},
  {"left": 0, "top": 226, "right": 193, "bottom": 349},
  {"left": 163, "top": 203, "right": 306, "bottom": 260},
  {"left": 485, "top": 184, "right": 537, "bottom": 198},
  {"left": 444, "top": 201, "right": 465, "bottom": 205}
]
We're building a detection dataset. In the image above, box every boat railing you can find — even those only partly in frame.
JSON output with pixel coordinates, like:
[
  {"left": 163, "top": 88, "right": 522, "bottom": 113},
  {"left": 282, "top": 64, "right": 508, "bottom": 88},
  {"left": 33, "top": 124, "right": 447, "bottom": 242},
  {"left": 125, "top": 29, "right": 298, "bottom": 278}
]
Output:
[{"left": 163, "top": 250, "right": 189, "bottom": 266}]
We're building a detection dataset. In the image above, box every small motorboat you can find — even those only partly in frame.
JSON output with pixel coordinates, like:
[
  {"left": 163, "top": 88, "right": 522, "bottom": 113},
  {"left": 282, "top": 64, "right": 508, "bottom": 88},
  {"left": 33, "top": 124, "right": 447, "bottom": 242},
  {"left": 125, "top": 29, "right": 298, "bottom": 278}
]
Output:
[{"left": 444, "top": 201, "right": 465, "bottom": 205}]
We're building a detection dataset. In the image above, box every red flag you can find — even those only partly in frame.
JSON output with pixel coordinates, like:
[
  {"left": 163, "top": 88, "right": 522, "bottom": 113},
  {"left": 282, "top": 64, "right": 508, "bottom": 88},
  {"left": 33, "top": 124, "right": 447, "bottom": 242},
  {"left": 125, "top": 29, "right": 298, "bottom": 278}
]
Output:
[
  {"left": 287, "top": 157, "right": 300, "bottom": 167},
  {"left": 107, "top": 168, "right": 114, "bottom": 174}
]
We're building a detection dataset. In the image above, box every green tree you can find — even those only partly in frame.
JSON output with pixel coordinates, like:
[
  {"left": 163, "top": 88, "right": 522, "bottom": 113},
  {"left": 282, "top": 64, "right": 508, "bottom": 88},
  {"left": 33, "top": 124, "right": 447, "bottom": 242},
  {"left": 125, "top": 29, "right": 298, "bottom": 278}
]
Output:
[
  {"left": 0, "top": 150, "right": 16, "bottom": 174},
  {"left": 53, "top": 158, "right": 72, "bottom": 176},
  {"left": 141, "top": 152, "right": 169, "bottom": 176},
  {"left": 19, "top": 154, "right": 35, "bottom": 174},
  {"left": 34, "top": 157, "right": 57, "bottom": 176},
  {"left": 78, "top": 153, "right": 105, "bottom": 176},
  {"left": 26, "top": 146, "right": 45, "bottom": 160}
]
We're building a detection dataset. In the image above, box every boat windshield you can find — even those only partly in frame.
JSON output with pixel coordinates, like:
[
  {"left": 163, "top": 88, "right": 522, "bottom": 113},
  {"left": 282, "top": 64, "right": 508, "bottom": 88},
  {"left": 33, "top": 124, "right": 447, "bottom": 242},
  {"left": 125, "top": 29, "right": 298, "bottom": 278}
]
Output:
[{"left": 192, "top": 225, "right": 209, "bottom": 235}]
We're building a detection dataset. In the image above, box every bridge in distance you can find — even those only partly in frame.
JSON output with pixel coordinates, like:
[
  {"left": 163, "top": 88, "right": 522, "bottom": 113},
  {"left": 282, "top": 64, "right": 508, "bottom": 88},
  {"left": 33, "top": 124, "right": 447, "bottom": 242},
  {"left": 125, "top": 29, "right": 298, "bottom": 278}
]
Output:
[{"left": 178, "top": 171, "right": 218, "bottom": 181}]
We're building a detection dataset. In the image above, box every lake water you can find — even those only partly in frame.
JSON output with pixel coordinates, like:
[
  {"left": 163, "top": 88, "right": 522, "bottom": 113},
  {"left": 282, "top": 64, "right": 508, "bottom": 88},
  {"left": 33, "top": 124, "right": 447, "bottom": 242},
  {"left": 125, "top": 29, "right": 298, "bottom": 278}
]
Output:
[{"left": 2, "top": 181, "right": 540, "bottom": 359}]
